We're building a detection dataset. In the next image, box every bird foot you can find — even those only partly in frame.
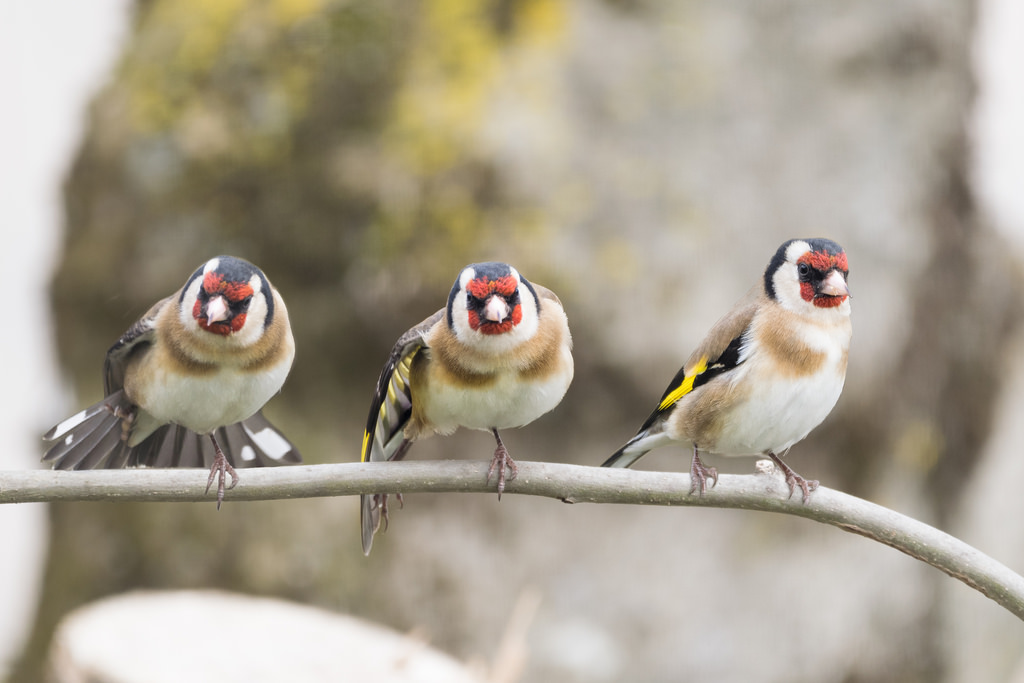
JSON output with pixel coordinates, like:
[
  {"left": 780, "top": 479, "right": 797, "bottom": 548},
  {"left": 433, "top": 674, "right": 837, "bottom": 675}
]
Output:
[
  {"left": 689, "top": 450, "right": 718, "bottom": 496},
  {"left": 767, "top": 452, "right": 818, "bottom": 504},
  {"left": 205, "top": 444, "right": 239, "bottom": 510},
  {"left": 372, "top": 492, "right": 405, "bottom": 532},
  {"left": 486, "top": 440, "right": 518, "bottom": 499},
  {"left": 105, "top": 403, "right": 136, "bottom": 442}
]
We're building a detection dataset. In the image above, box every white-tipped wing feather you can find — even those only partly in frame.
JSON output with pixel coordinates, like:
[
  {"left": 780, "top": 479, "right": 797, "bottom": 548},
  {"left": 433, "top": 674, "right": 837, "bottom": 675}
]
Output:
[{"left": 43, "top": 386, "right": 299, "bottom": 471}]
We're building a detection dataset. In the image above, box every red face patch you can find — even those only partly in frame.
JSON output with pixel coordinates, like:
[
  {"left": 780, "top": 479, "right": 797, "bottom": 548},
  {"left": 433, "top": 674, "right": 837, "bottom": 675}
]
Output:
[
  {"left": 468, "top": 303, "right": 523, "bottom": 335},
  {"left": 797, "top": 249, "right": 849, "bottom": 305},
  {"left": 465, "top": 273, "right": 522, "bottom": 334},
  {"left": 799, "top": 282, "right": 815, "bottom": 303},
  {"left": 798, "top": 250, "right": 848, "bottom": 273},
  {"left": 192, "top": 272, "right": 254, "bottom": 335},
  {"left": 203, "top": 272, "right": 255, "bottom": 303},
  {"left": 813, "top": 295, "right": 846, "bottom": 308},
  {"left": 466, "top": 274, "right": 518, "bottom": 300},
  {"left": 193, "top": 299, "right": 247, "bottom": 335}
]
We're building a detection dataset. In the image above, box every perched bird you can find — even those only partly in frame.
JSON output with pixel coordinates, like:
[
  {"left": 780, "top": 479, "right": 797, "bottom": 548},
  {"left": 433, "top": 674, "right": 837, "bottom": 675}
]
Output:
[
  {"left": 603, "top": 238, "right": 851, "bottom": 502},
  {"left": 43, "top": 255, "right": 300, "bottom": 507},
  {"left": 360, "top": 262, "right": 573, "bottom": 554}
]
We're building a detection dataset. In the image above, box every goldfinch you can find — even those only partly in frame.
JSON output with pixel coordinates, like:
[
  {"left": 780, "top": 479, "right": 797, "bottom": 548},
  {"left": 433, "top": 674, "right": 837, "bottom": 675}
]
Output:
[
  {"left": 603, "top": 238, "right": 851, "bottom": 502},
  {"left": 360, "top": 262, "right": 574, "bottom": 554},
  {"left": 43, "top": 255, "right": 299, "bottom": 507}
]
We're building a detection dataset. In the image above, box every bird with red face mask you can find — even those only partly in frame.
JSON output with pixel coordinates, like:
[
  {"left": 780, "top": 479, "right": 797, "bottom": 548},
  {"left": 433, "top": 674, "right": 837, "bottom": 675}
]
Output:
[
  {"left": 604, "top": 238, "right": 852, "bottom": 503},
  {"left": 43, "top": 255, "right": 299, "bottom": 507},
  {"left": 359, "top": 262, "right": 574, "bottom": 554}
]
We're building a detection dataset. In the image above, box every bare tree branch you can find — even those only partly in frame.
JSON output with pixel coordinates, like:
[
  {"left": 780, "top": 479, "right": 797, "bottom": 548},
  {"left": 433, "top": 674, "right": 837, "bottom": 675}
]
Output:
[{"left": 4, "top": 460, "right": 1023, "bottom": 620}]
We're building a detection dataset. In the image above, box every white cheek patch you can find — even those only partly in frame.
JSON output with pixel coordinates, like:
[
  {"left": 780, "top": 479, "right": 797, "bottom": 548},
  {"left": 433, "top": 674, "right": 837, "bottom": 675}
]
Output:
[
  {"left": 772, "top": 265, "right": 802, "bottom": 311},
  {"left": 230, "top": 287, "right": 270, "bottom": 346},
  {"left": 772, "top": 241, "right": 814, "bottom": 313},
  {"left": 450, "top": 272, "right": 481, "bottom": 343},
  {"left": 179, "top": 277, "right": 204, "bottom": 329},
  {"left": 514, "top": 285, "right": 540, "bottom": 337},
  {"left": 450, "top": 292, "right": 473, "bottom": 342}
]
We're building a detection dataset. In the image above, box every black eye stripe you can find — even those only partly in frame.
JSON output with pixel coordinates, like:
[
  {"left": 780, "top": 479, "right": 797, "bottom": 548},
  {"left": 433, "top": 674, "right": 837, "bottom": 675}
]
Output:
[
  {"left": 229, "top": 295, "right": 252, "bottom": 313},
  {"left": 466, "top": 290, "right": 520, "bottom": 311}
]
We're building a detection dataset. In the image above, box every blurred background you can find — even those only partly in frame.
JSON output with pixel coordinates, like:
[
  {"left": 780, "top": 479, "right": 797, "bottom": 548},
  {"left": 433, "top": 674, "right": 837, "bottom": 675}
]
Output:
[{"left": 4, "top": 0, "right": 1024, "bottom": 680}]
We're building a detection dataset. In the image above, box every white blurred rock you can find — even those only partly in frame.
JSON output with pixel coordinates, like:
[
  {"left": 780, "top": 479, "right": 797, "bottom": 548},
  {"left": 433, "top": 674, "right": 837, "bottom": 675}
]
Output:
[{"left": 48, "top": 590, "right": 482, "bottom": 683}]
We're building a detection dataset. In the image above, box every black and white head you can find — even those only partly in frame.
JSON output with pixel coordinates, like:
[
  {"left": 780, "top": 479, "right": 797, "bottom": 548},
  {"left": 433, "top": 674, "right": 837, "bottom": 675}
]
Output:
[
  {"left": 446, "top": 262, "right": 541, "bottom": 351},
  {"left": 764, "top": 239, "right": 850, "bottom": 316},
  {"left": 179, "top": 255, "right": 275, "bottom": 346}
]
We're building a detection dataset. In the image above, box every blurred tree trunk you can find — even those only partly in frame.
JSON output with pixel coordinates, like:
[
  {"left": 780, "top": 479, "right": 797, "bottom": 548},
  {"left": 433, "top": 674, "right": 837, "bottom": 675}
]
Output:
[{"left": 17, "top": 0, "right": 1023, "bottom": 681}]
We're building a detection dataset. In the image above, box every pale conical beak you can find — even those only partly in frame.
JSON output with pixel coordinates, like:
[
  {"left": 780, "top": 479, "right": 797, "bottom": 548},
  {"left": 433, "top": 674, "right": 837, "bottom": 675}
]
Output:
[
  {"left": 205, "top": 295, "right": 230, "bottom": 323},
  {"left": 820, "top": 270, "right": 850, "bottom": 298},
  {"left": 483, "top": 296, "right": 510, "bottom": 322}
]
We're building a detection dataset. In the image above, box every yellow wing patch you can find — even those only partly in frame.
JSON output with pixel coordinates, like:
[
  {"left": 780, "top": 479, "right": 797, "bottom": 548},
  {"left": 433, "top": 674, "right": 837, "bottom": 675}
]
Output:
[
  {"left": 658, "top": 356, "right": 708, "bottom": 411},
  {"left": 363, "top": 346, "right": 420, "bottom": 464},
  {"left": 361, "top": 430, "right": 371, "bottom": 462}
]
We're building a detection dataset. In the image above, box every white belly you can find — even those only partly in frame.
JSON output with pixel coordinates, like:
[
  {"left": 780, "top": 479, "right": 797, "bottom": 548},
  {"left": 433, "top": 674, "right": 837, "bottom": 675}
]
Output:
[
  {"left": 423, "top": 364, "right": 572, "bottom": 435},
  {"left": 711, "top": 365, "right": 845, "bottom": 456},
  {"left": 706, "top": 309, "right": 850, "bottom": 456},
  {"left": 134, "top": 360, "right": 291, "bottom": 437}
]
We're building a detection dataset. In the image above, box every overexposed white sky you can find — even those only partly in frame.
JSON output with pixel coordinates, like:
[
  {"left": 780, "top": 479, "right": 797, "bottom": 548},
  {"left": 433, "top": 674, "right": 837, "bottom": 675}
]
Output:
[
  {"left": 0, "top": 0, "right": 130, "bottom": 676},
  {"left": 973, "top": 0, "right": 1024, "bottom": 247}
]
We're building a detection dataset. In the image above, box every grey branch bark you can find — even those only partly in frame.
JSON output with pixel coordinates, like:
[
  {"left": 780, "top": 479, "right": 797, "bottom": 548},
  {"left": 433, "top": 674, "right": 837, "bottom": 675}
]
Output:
[{"left": 4, "top": 460, "right": 1023, "bottom": 620}]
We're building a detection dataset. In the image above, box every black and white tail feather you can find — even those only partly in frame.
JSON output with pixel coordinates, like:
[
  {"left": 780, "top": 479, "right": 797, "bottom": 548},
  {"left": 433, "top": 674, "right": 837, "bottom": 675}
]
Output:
[{"left": 42, "top": 391, "right": 299, "bottom": 471}]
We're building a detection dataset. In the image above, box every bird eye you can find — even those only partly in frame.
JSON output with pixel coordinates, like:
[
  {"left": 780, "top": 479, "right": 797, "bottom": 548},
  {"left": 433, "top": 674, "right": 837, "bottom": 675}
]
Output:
[{"left": 797, "top": 263, "right": 810, "bottom": 278}]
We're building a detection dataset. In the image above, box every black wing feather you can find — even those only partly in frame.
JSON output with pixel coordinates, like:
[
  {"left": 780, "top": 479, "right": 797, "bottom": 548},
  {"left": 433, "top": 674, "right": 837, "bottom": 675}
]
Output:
[
  {"left": 360, "top": 309, "right": 442, "bottom": 555},
  {"left": 103, "top": 298, "right": 166, "bottom": 394},
  {"left": 43, "top": 396, "right": 301, "bottom": 471},
  {"left": 360, "top": 310, "right": 442, "bottom": 465},
  {"left": 637, "top": 332, "right": 748, "bottom": 434}
]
